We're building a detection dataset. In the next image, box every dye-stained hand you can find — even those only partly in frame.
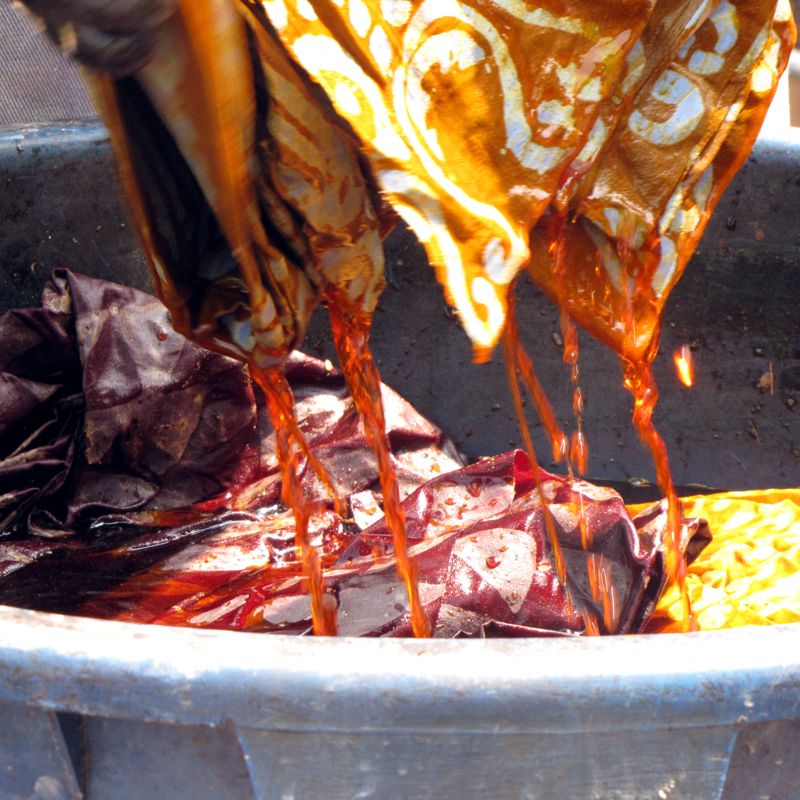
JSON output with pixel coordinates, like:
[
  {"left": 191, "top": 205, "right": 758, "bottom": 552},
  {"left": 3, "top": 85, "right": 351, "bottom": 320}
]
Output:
[{"left": 24, "top": 0, "right": 178, "bottom": 75}]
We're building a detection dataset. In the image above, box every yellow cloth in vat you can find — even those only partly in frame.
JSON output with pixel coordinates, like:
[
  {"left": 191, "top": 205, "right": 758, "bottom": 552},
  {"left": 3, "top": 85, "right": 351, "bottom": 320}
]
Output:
[{"left": 646, "top": 490, "right": 800, "bottom": 632}]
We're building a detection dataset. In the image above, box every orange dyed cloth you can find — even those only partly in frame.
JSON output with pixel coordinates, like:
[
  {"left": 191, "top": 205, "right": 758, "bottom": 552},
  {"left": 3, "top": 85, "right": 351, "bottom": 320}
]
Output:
[
  {"left": 266, "top": 0, "right": 794, "bottom": 360},
  {"left": 89, "top": 0, "right": 794, "bottom": 366}
]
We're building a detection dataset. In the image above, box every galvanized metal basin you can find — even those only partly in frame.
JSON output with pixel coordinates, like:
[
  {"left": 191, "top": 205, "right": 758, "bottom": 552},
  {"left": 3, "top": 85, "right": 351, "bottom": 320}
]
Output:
[
  {"left": 1, "top": 607, "right": 799, "bottom": 800},
  {"left": 0, "top": 123, "right": 798, "bottom": 800}
]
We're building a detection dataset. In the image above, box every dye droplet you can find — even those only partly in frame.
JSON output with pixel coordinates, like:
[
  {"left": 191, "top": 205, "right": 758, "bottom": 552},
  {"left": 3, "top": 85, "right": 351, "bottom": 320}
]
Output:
[
  {"left": 486, "top": 555, "right": 501, "bottom": 569},
  {"left": 571, "top": 431, "right": 588, "bottom": 476},
  {"left": 673, "top": 345, "right": 695, "bottom": 388}
]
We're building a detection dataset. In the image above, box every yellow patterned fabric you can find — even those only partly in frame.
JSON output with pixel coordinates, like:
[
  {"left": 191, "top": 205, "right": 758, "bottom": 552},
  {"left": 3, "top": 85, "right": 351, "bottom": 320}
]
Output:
[
  {"left": 91, "top": 0, "right": 794, "bottom": 365},
  {"left": 647, "top": 490, "right": 800, "bottom": 631},
  {"left": 265, "top": 0, "right": 795, "bottom": 360}
]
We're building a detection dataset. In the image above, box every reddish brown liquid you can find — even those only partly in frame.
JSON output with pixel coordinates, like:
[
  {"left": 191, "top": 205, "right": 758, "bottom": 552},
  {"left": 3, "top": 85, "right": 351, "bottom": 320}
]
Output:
[
  {"left": 328, "top": 300, "right": 430, "bottom": 638},
  {"left": 549, "top": 214, "right": 588, "bottom": 477},
  {"left": 252, "top": 368, "right": 338, "bottom": 636},
  {"left": 503, "top": 292, "right": 568, "bottom": 464},
  {"left": 558, "top": 315, "right": 598, "bottom": 579},
  {"left": 548, "top": 216, "right": 606, "bottom": 619},
  {"left": 561, "top": 314, "right": 588, "bottom": 477},
  {"left": 622, "top": 358, "right": 695, "bottom": 629},
  {"left": 504, "top": 300, "right": 605, "bottom": 637},
  {"left": 616, "top": 239, "right": 697, "bottom": 631},
  {"left": 503, "top": 318, "right": 567, "bottom": 590}
]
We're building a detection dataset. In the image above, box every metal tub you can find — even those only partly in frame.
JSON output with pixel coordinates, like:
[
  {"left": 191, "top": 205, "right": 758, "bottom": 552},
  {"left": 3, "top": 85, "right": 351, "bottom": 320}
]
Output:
[{"left": 0, "top": 123, "right": 798, "bottom": 800}]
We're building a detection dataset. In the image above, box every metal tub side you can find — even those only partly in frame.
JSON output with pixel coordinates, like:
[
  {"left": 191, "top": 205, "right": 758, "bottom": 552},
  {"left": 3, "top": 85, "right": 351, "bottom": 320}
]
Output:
[
  {"left": 0, "top": 607, "right": 799, "bottom": 800},
  {"left": 0, "top": 124, "right": 799, "bottom": 800}
]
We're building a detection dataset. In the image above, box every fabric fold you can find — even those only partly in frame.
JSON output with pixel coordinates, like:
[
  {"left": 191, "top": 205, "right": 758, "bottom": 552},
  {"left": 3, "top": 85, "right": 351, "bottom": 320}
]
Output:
[{"left": 84, "top": 0, "right": 793, "bottom": 366}]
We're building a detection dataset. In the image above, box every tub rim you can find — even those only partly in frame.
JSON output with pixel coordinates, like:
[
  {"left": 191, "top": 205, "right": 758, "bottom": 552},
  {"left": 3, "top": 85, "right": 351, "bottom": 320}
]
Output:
[{"left": 1, "top": 605, "right": 798, "bottom": 733}]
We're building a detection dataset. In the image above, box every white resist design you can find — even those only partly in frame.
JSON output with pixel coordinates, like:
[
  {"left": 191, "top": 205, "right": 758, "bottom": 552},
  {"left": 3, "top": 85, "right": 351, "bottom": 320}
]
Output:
[
  {"left": 255, "top": 0, "right": 794, "bottom": 360},
  {"left": 628, "top": 69, "right": 705, "bottom": 146},
  {"left": 452, "top": 528, "right": 537, "bottom": 614}
]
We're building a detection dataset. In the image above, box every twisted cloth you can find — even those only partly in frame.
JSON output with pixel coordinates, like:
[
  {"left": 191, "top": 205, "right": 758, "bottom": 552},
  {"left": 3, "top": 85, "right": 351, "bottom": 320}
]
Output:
[{"left": 90, "top": 0, "right": 794, "bottom": 364}]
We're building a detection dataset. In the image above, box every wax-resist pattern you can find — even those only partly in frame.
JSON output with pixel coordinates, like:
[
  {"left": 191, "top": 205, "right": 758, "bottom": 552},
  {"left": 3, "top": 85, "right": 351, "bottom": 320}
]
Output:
[
  {"left": 264, "top": 0, "right": 794, "bottom": 359},
  {"left": 90, "top": 0, "right": 793, "bottom": 364}
]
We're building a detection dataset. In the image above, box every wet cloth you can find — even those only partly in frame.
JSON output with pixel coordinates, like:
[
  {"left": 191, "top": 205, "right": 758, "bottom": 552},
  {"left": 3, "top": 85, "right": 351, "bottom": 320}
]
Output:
[
  {"left": 90, "top": 0, "right": 795, "bottom": 362},
  {"left": 0, "top": 273, "right": 706, "bottom": 636}
]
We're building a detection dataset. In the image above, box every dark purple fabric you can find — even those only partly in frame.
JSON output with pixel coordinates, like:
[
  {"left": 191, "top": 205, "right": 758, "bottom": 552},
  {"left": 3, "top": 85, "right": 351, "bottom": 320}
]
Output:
[
  {"left": 0, "top": 270, "right": 259, "bottom": 533},
  {"left": 0, "top": 271, "right": 463, "bottom": 613},
  {"left": 0, "top": 272, "right": 706, "bottom": 636},
  {"left": 124, "top": 450, "right": 703, "bottom": 637},
  {"left": 0, "top": 271, "right": 461, "bottom": 534}
]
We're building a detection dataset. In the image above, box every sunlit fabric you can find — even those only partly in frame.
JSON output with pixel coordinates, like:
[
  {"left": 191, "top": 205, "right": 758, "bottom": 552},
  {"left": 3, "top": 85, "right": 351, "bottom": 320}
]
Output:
[
  {"left": 86, "top": 453, "right": 704, "bottom": 637},
  {"left": 1, "top": 275, "right": 796, "bottom": 635},
  {"left": 646, "top": 490, "right": 800, "bottom": 631},
  {"left": 88, "top": 0, "right": 794, "bottom": 365}
]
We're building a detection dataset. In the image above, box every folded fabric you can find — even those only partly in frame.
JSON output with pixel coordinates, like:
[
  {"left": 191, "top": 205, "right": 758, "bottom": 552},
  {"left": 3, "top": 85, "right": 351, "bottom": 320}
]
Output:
[
  {"left": 0, "top": 273, "right": 706, "bottom": 635},
  {"left": 89, "top": 0, "right": 794, "bottom": 364},
  {"left": 89, "top": 0, "right": 389, "bottom": 367},
  {"left": 0, "top": 271, "right": 460, "bottom": 542},
  {"left": 92, "top": 450, "right": 705, "bottom": 637}
]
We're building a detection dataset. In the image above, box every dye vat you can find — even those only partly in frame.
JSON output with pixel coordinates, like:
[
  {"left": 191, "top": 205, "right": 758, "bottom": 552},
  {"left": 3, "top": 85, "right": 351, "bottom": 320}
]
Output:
[{"left": 0, "top": 122, "right": 798, "bottom": 800}]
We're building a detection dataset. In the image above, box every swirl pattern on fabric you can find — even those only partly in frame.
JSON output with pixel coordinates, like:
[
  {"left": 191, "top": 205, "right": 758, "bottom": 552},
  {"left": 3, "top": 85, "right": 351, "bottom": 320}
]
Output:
[
  {"left": 265, "top": 0, "right": 794, "bottom": 360},
  {"left": 89, "top": 0, "right": 794, "bottom": 365}
]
